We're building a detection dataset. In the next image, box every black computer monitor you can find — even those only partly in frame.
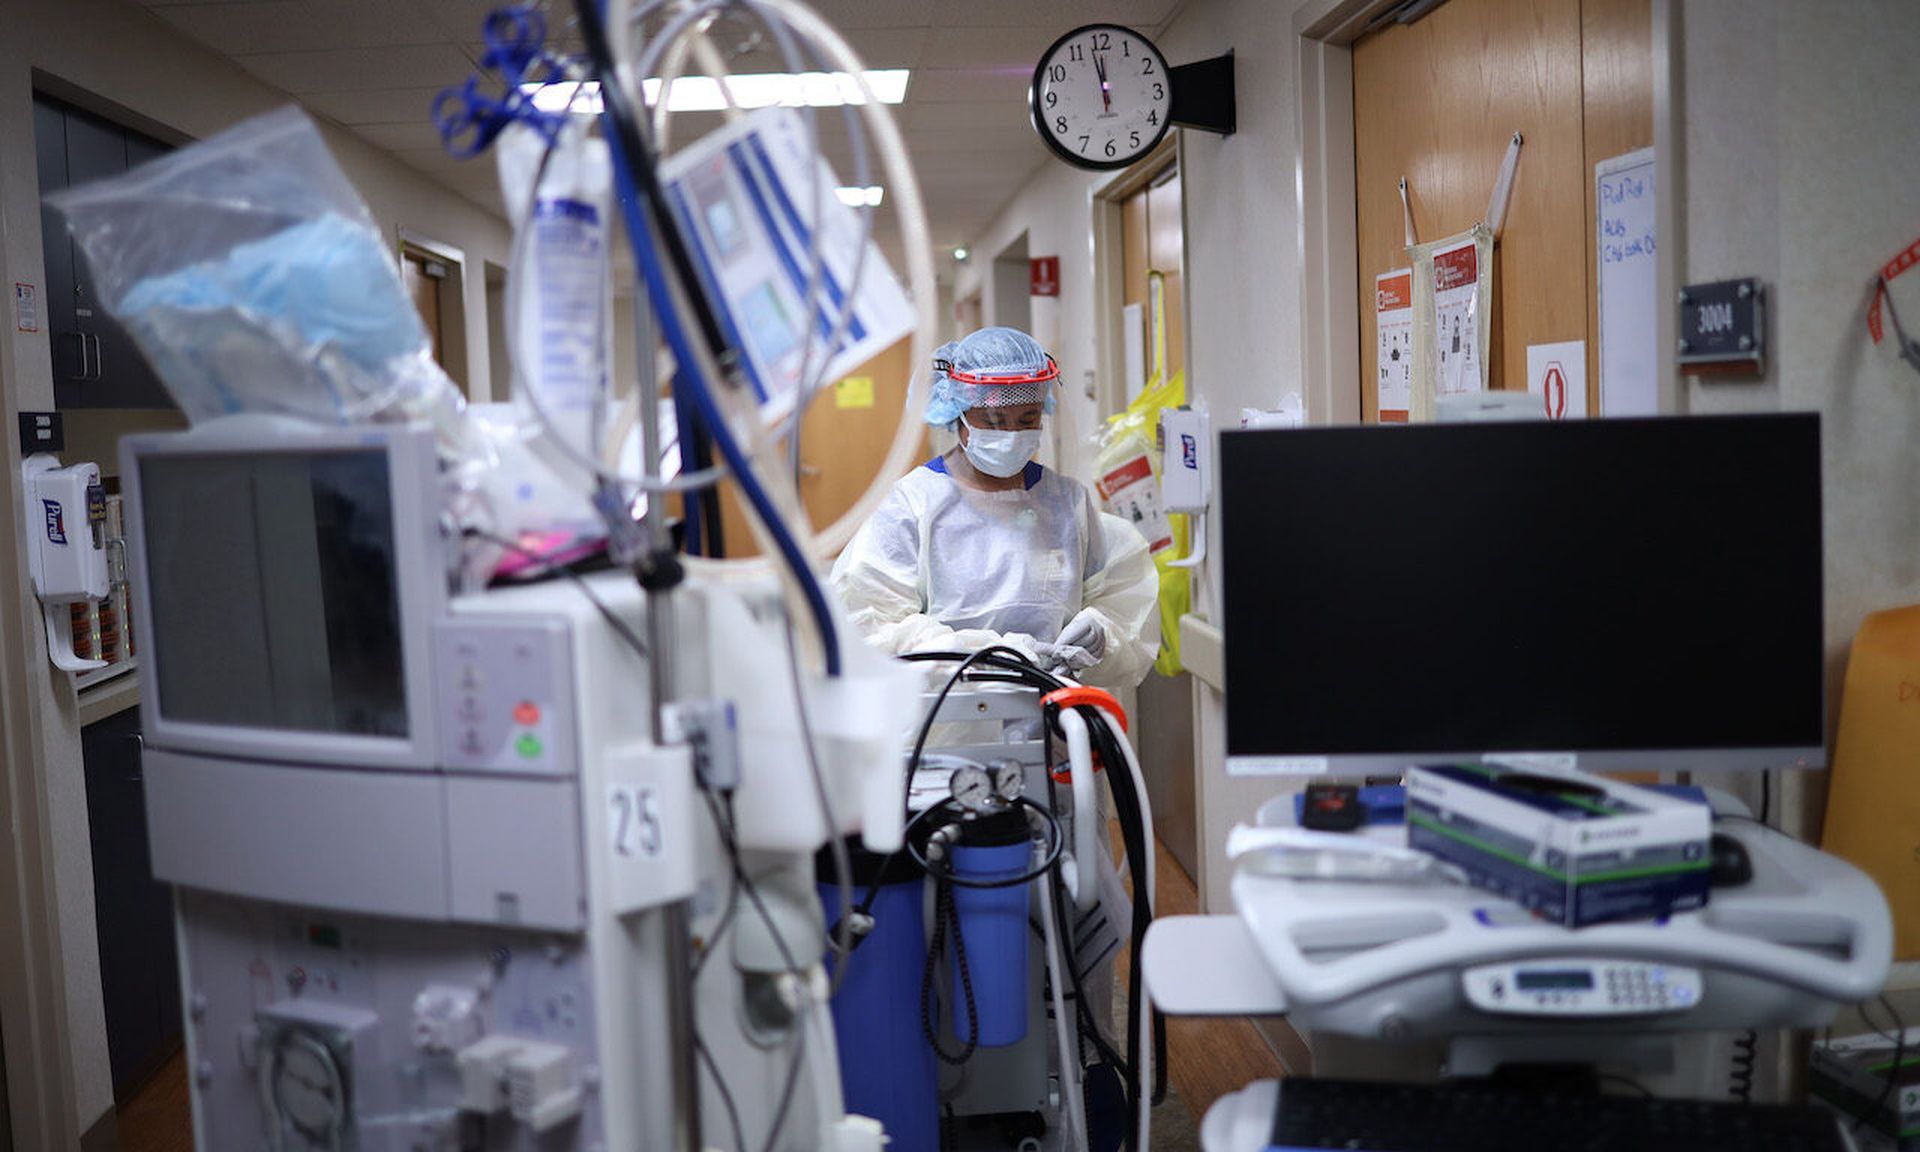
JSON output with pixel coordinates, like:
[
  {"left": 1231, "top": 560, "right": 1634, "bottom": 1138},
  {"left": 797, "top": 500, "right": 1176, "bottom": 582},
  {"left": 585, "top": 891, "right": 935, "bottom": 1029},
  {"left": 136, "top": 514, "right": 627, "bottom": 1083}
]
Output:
[{"left": 1219, "top": 413, "right": 1825, "bottom": 775}]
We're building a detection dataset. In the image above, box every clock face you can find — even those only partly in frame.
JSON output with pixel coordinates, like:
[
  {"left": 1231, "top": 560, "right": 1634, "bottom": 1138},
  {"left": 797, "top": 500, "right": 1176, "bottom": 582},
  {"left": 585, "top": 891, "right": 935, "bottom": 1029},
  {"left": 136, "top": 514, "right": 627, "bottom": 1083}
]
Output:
[{"left": 1030, "top": 24, "right": 1173, "bottom": 171}]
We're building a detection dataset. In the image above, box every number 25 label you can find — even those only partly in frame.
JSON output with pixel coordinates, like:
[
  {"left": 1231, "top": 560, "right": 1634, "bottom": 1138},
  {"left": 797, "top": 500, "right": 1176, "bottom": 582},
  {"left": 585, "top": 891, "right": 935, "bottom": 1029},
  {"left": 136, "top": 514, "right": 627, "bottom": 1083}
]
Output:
[{"left": 609, "top": 786, "right": 662, "bottom": 859}]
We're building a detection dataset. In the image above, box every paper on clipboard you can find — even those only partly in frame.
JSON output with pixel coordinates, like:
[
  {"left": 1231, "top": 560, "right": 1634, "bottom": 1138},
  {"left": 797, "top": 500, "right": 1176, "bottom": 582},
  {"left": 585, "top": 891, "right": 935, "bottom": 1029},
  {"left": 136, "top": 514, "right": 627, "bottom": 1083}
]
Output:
[
  {"left": 1375, "top": 269, "right": 1413, "bottom": 422},
  {"left": 1432, "top": 234, "right": 1485, "bottom": 397}
]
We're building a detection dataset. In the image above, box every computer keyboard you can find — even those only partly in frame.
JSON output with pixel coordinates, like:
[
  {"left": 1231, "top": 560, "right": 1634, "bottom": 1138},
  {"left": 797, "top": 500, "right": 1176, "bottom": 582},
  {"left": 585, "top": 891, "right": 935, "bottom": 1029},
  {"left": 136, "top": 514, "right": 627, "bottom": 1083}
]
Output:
[{"left": 1266, "top": 1077, "right": 1850, "bottom": 1151}]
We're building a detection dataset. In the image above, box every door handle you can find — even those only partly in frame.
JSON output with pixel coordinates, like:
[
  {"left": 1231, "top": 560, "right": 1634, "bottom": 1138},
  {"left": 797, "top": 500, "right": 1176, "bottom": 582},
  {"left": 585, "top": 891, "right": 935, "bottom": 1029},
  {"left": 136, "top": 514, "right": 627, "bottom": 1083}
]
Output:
[
  {"left": 88, "top": 333, "right": 104, "bottom": 381},
  {"left": 71, "top": 331, "right": 90, "bottom": 380}
]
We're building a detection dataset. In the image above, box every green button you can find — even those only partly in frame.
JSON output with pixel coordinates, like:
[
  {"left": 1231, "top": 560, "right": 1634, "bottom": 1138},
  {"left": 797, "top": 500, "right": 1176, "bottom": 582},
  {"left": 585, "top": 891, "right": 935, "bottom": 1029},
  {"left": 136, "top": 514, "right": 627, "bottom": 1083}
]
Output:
[{"left": 516, "top": 733, "right": 543, "bottom": 759}]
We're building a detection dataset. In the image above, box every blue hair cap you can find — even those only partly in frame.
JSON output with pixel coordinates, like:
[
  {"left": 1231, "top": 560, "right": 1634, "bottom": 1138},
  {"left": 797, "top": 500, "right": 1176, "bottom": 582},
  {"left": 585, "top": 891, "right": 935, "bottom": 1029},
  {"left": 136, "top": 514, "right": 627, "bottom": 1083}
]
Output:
[{"left": 923, "top": 327, "right": 1058, "bottom": 427}]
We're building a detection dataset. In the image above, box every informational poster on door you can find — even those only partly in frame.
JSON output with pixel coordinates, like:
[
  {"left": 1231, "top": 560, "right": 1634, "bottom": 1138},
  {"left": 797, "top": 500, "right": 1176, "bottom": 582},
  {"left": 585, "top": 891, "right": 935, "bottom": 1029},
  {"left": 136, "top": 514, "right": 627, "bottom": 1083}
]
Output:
[
  {"left": 1095, "top": 453, "right": 1175, "bottom": 554},
  {"left": 1526, "top": 340, "right": 1588, "bottom": 420},
  {"left": 1432, "top": 235, "right": 1484, "bottom": 397},
  {"left": 14, "top": 282, "right": 37, "bottom": 334},
  {"left": 1375, "top": 269, "right": 1414, "bottom": 422}
]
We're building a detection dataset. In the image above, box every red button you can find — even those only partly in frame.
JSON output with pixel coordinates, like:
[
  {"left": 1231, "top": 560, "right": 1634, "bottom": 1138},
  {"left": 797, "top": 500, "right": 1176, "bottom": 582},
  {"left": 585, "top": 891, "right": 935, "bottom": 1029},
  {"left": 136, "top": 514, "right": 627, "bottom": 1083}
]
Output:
[{"left": 513, "top": 701, "right": 540, "bottom": 726}]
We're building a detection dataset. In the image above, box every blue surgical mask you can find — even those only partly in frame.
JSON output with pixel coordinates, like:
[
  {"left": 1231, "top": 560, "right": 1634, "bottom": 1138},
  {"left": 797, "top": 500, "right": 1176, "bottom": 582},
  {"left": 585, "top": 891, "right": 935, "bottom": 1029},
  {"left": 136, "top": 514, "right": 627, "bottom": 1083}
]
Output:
[{"left": 962, "top": 426, "right": 1042, "bottom": 478}]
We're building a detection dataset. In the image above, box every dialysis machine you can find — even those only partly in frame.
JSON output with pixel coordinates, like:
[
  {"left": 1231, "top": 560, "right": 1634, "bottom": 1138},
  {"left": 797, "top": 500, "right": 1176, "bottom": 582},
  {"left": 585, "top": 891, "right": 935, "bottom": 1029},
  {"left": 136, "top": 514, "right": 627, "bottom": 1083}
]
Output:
[
  {"left": 121, "top": 425, "right": 1151, "bottom": 1152},
  {"left": 122, "top": 418, "right": 916, "bottom": 1151}
]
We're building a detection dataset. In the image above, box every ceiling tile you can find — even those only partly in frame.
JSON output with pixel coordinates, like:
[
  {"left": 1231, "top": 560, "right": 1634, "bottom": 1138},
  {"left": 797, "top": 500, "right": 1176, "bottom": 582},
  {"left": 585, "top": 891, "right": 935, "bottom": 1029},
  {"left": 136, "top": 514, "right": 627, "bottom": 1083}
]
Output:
[
  {"left": 907, "top": 68, "right": 1032, "bottom": 105},
  {"left": 235, "top": 43, "right": 477, "bottom": 94},
  {"left": 902, "top": 124, "right": 1037, "bottom": 158},
  {"left": 155, "top": 1, "right": 447, "bottom": 55},
  {"left": 302, "top": 86, "right": 452, "bottom": 126},
  {"left": 929, "top": 0, "right": 1185, "bottom": 29},
  {"left": 351, "top": 120, "right": 454, "bottom": 153},
  {"left": 922, "top": 26, "right": 1051, "bottom": 71},
  {"left": 808, "top": 0, "right": 938, "bottom": 29},
  {"left": 901, "top": 99, "right": 1031, "bottom": 135},
  {"left": 410, "top": 0, "right": 513, "bottom": 37},
  {"left": 841, "top": 27, "right": 931, "bottom": 68}
]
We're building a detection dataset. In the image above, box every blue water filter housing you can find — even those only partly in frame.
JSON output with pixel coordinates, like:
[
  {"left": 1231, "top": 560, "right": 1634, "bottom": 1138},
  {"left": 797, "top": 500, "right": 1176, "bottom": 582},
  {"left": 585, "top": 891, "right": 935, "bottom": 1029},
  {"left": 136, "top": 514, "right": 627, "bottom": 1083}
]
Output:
[
  {"left": 819, "top": 843, "right": 938, "bottom": 1152},
  {"left": 947, "top": 809, "right": 1032, "bottom": 1047}
]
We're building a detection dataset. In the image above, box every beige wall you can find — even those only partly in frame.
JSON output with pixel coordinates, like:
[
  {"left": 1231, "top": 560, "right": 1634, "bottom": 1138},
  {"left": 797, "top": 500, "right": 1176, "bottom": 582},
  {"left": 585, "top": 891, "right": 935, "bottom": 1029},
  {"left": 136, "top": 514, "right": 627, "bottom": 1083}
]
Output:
[
  {"left": 0, "top": 0, "right": 510, "bottom": 1133},
  {"left": 1677, "top": 0, "right": 1920, "bottom": 843}
]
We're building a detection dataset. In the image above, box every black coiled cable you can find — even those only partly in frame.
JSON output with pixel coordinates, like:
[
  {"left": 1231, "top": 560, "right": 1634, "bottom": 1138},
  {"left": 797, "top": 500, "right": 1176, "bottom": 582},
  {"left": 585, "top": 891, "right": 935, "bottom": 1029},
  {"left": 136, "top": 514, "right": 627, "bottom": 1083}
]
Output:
[
  {"left": 922, "top": 880, "right": 980, "bottom": 1065},
  {"left": 1730, "top": 1030, "right": 1758, "bottom": 1103}
]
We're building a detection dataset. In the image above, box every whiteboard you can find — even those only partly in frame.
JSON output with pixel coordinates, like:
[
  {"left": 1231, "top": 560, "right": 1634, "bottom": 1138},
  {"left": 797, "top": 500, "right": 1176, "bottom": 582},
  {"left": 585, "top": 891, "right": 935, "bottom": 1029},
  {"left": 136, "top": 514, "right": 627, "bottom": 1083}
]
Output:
[{"left": 1596, "top": 148, "right": 1658, "bottom": 416}]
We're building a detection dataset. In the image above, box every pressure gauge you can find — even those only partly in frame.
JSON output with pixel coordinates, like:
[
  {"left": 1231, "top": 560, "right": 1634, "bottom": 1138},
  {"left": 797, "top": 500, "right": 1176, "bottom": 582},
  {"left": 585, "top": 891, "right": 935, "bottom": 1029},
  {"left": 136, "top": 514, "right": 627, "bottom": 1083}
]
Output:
[
  {"left": 1030, "top": 24, "right": 1173, "bottom": 171},
  {"left": 991, "top": 761, "right": 1025, "bottom": 804},
  {"left": 949, "top": 764, "right": 996, "bottom": 813}
]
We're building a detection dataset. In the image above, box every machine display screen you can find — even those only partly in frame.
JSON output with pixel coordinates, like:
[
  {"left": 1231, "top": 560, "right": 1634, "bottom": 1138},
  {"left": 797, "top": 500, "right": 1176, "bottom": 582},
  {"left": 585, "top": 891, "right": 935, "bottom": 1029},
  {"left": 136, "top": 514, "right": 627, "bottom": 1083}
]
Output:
[
  {"left": 1219, "top": 415, "right": 1825, "bottom": 766},
  {"left": 139, "top": 449, "right": 408, "bottom": 738},
  {"left": 1515, "top": 970, "right": 1594, "bottom": 992}
]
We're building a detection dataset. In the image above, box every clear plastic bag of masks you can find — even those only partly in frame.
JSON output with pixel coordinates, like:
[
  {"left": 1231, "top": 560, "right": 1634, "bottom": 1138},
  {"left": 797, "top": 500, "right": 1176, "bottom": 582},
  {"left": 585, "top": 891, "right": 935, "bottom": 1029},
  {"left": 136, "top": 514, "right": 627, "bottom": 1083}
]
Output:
[{"left": 48, "top": 106, "right": 471, "bottom": 458}]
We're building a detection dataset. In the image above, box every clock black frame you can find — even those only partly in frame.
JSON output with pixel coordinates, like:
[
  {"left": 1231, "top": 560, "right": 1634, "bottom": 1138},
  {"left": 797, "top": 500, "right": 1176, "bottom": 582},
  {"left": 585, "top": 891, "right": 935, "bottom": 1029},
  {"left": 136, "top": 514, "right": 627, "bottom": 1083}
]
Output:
[{"left": 1028, "top": 23, "right": 1175, "bottom": 172}]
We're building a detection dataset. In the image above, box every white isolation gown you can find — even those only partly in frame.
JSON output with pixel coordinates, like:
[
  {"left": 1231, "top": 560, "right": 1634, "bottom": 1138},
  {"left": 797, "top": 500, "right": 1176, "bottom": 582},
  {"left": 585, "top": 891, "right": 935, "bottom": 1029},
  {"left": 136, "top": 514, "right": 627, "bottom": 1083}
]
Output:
[{"left": 829, "top": 456, "right": 1160, "bottom": 690}]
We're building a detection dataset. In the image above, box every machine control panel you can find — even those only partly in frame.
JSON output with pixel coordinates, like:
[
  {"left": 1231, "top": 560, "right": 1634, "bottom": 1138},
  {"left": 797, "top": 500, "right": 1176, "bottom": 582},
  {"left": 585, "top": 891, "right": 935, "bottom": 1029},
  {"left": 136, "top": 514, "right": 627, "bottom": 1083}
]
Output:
[
  {"left": 436, "top": 618, "right": 574, "bottom": 775},
  {"left": 1462, "top": 958, "right": 1702, "bottom": 1016}
]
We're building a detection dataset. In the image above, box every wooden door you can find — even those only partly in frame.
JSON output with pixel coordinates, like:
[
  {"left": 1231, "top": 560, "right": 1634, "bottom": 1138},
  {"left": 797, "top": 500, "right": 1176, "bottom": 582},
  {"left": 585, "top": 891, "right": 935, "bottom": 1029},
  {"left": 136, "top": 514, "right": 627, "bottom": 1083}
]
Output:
[
  {"left": 402, "top": 250, "right": 448, "bottom": 370},
  {"left": 1353, "top": 0, "right": 1651, "bottom": 419},
  {"left": 1120, "top": 162, "right": 1186, "bottom": 390},
  {"left": 714, "top": 337, "right": 926, "bottom": 557},
  {"left": 1117, "top": 158, "right": 1199, "bottom": 881}
]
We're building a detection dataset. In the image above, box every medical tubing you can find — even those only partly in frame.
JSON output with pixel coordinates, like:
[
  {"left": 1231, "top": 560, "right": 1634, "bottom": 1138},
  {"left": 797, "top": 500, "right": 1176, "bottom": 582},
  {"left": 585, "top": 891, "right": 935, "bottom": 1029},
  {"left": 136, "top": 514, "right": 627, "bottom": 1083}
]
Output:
[
  {"left": 696, "top": 1035, "right": 748, "bottom": 1152},
  {"left": 1857, "top": 996, "right": 1907, "bottom": 1134},
  {"left": 578, "top": 0, "right": 726, "bottom": 357},
  {"left": 494, "top": 70, "right": 717, "bottom": 504},
  {"left": 785, "top": 617, "right": 855, "bottom": 995},
  {"left": 848, "top": 646, "right": 1052, "bottom": 923},
  {"left": 902, "top": 797, "right": 1064, "bottom": 890},
  {"left": 1085, "top": 717, "right": 1160, "bottom": 1145},
  {"left": 892, "top": 651, "right": 1156, "bottom": 1141},
  {"left": 1089, "top": 719, "right": 1147, "bottom": 1136},
  {"left": 1055, "top": 708, "right": 1104, "bottom": 914},
  {"left": 1105, "top": 711, "right": 1167, "bottom": 1108},
  {"left": 1047, "top": 853, "right": 1133, "bottom": 1088},
  {"left": 894, "top": 651, "right": 1155, "bottom": 1136},
  {"left": 626, "top": 0, "right": 938, "bottom": 561},
  {"left": 580, "top": 1, "right": 842, "bottom": 675},
  {"left": 921, "top": 880, "right": 979, "bottom": 1066},
  {"left": 1065, "top": 709, "right": 1149, "bottom": 1146},
  {"left": 1037, "top": 867, "right": 1092, "bottom": 1152}
]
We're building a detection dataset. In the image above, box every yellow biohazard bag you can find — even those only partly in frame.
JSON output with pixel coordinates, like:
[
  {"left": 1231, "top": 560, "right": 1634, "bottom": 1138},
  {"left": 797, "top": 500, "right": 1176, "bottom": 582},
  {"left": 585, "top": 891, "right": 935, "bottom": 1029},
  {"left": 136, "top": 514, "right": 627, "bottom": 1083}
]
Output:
[{"left": 1091, "top": 372, "right": 1190, "bottom": 677}]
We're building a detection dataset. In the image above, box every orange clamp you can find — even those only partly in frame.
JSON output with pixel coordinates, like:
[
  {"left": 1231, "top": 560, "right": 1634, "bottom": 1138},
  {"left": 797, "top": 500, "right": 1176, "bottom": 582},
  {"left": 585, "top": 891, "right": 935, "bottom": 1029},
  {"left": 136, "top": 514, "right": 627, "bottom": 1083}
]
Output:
[{"left": 1042, "top": 686, "right": 1130, "bottom": 783}]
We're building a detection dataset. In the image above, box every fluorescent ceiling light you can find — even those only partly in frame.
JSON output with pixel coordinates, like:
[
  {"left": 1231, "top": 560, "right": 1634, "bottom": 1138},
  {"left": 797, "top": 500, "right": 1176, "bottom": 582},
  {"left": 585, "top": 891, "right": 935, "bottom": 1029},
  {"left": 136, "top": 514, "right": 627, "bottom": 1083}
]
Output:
[
  {"left": 528, "top": 80, "right": 603, "bottom": 114},
  {"left": 836, "top": 186, "right": 884, "bottom": 208},
  {"left": 525, "top": 69, "right": 909, "bottom": 116}
]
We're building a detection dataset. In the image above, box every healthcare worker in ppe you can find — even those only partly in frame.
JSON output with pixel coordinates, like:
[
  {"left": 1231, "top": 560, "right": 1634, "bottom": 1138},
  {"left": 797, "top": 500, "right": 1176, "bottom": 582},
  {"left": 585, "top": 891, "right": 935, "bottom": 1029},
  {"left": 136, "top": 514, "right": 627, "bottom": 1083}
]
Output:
[{"left": 830, "top": 327, "right": 1160, "bottom": 689}]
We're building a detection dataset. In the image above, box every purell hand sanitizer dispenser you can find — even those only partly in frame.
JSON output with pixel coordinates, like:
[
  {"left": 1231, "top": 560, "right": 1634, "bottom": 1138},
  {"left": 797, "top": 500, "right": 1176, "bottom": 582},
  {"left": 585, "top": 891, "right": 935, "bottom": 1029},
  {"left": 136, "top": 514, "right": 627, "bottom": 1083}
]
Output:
[{"left": 23, "top": 455, "right": 108, "bottom": 671}]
